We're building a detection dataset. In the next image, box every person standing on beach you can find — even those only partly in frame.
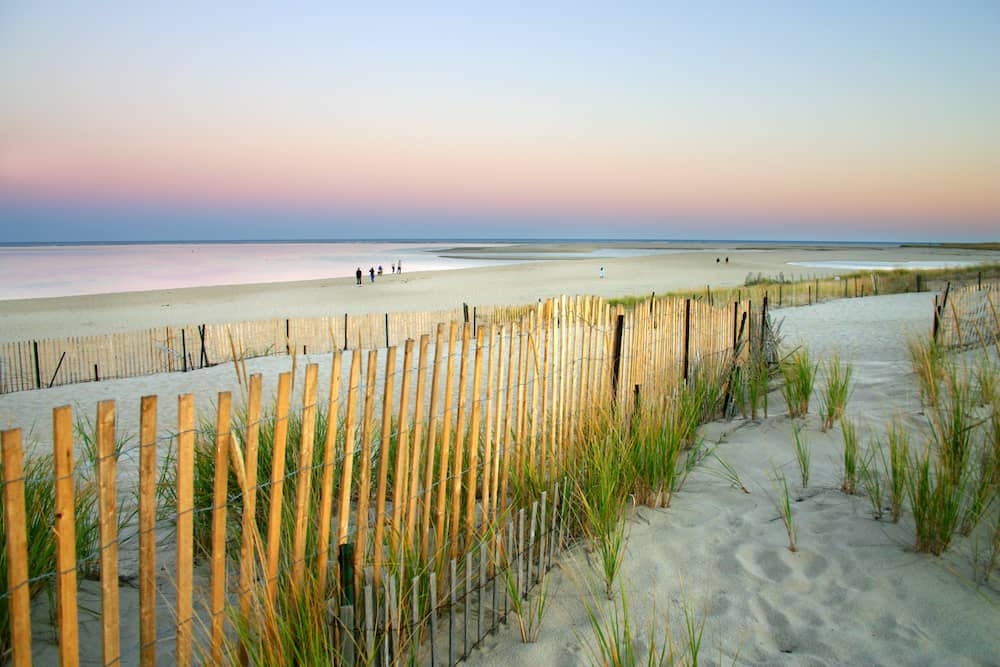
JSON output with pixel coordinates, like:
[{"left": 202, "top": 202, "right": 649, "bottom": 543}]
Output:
[
  {"left": 599, "top": 266, "right": 605, "bottom": 279},
  {"left": 356, "top": 267, "right": 363, "bottom": 285},
  {"left": 369, "top": 267, "right": 375, "bottom": 283},
  {"left": 378, "top": 264, "right": 383, "bottom": 276},
  {"left": 397, "top": 260, "right": 402, "bottom": 273}
]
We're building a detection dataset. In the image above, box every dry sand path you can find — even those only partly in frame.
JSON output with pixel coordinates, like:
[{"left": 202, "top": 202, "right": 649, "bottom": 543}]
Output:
[{"left": 464, "top": 292, "right": 1000, "bottom": 666}]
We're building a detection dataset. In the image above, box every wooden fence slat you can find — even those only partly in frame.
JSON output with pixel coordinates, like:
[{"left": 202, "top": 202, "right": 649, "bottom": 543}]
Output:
[
  {"left": 315, "top": 351, "right": 342, "bottom": 586},
  {"left": 139, "top": 395, "right": 158, "bottom": 666},
  {"left": 238, "top": 373, "right": 263, "bottom": 664},
  {"left": 176, "top": 394, "right": 195, "bottom": 666},
  {"left": 448, "top": 323, "right": 472, "bottom": 559},
  {"left": 53, "top": 406, "right": 80, "bottom": 667},
  {"left": 337, "top": 352, "right": 363, "bottom": 546},
  {"left": 265, "top": 373, "right": 292, "bottom": 604},
  {"left": 291, "top": 363, "right": 319, "bottom": 589},
  {"left": 210, "top": 392, "right": 232, "bottom": 665},
  {"left": 434, "top": 322, "right": 458, "bottom": 564},
  {"left": 464, "top": 327, "right": 485, "bottom": 552},
  {"left": 96, "top": 399, "right": 121, "bottom": 667},
  {"left": 390, "top": 339, "right": 415, "bottom": 555},
  {"left": 1, "top": 428, "right": 32, "bottom": 667},
  {"left": 406, "top": 334, "right": 430, "bottom": 552},
  {"left": 353, "top": 350, "right": 379, "bottom": 583},
  {"left": 484, "top": 324, "right": 501, "bottom": 536},
  {"left": 421, "top": 324, "right": 445, "bottom": 560},
  {"left": 372, "top": 346, "right": 397, "bottom": 592},
  {"left": 498, "top": 321, "right": 518, "bottom": 526}
]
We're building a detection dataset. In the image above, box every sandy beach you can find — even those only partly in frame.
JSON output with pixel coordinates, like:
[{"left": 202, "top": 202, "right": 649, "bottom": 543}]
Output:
[
  {"left": 2, "top": 244, "right": 999, "bottom": 665},
  {"left": 2, "top": 242, "right": 996, "bottom": 343},
  {"left": 462, "top": 292, "right": 1000, "bottom": 666}
]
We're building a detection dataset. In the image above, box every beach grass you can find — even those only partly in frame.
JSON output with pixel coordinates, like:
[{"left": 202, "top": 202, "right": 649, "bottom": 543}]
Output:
[
  {"left": 793, "top": 425, "right": 811, "bottom": 488},
  {"left": 841, "top": 418, "right": 860, "bottom": 495},
  {"left": 768, "top": 469, "right": 797, "bottom": 552},
  {"left": 780, "top": 348, "right": 817, "bottom": 418},
  {"left": 574, "top": 427, "right": 630, "bottom": 599},
  {"left": 819, "top": 354, "right": 853, "bottom": 432},
  {"left": 882, "top": 418, "right": 909, "bottom": 523},
  {"left": 908, "top": 337, "right": 945, "bottom": 407},
  {"left": 859, "top": 441, "right": 885, "bottom": 521}
]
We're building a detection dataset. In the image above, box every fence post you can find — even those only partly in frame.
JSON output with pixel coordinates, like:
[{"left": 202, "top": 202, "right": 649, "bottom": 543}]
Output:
[
  {"left": 682, "top": 298, "right": 691, "bottom": 383},
  {"left": 463, "top": 302, "right": 470, "bottom": 324},
  {"left": 343, "top": 313, "right": 349, "bottom": 350},
  {"left": 32, "top": 340, "right": 41, "bottom": 389},
  {"left": 978, "top": 271, "right": 982, "bottom": 290},
  {"left": 732, "top": 301, "right": 739, "bottom": 350},
  {"left": 385, "top": 312, "right": 390, "bottom": 348},
  {"left": 760, "top": 293, "right": 768, "bottom": 356},
  {"left": 285, "top": 319, "right": 291, "bottom": 355},
  {"left": 196, "top": 325, "right": 208, "bottom": 368},
  {"left": 181, "top": 329, "right": 188, "bottom": 372},
  {"left": 610, "top": 314, "right": 625, "bottom": 408},
  {"left": 933, "top": 295, "right": 940, "bottom": 343}
]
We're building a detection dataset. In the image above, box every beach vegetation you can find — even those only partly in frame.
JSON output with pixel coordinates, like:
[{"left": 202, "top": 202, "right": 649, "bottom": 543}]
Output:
[
  {"left": 792, "top": 426, "right": 810, "bottom": 489},
  {"left": 908, "top": 336, "right": 945, "bottom": 407},
  {"left": 841, "top": 418, "right": 860, "bottom": 495},
  {"left": 707, "top": 452, "right": 750, "bottom": 495},
  {"left": 768, "top": 469, "right": 797, "bottom": 552},
  {"left": 858, "top": 442, "right": 885, "bottom": 521},
  {"left": 779, "top": 348, "right": 817, "bottom": 418},
  {"left": 880, "top": 418, "right": 909, "bottom": 523},
  {"left": 574, "top": 427, "right": 630, "bottom": 599},
  {"left": 502, "top": 544, "right": 551, "bottom": 643},
  {"left": 819, "top": 354, "right": 853, "bottom": 431}
]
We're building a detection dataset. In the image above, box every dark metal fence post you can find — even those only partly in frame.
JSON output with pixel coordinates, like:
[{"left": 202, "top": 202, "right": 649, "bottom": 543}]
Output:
[
  {"left": 32, "top": 341, "right": 41, "bottom": 389},
  {"left": 181, "top": 329, "right": 188, "bottom": 372},
  {"left": 610, "top": 314, "right": 625, "bottom": 408}
]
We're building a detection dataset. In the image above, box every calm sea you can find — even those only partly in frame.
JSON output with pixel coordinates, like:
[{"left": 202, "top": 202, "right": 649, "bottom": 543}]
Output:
[{"left": 0, "top": 241, "right": 671, "bottom": 301}]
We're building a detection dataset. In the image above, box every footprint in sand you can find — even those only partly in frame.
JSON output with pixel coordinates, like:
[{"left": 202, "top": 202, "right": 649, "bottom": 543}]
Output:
[{"left": 734, "top": 544, "right": 792, "bottom": 582}]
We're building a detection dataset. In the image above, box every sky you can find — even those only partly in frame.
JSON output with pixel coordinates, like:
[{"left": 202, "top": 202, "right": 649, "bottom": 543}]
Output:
[{"left": 1, "top": 2, "right": 998, "bottom": 242}]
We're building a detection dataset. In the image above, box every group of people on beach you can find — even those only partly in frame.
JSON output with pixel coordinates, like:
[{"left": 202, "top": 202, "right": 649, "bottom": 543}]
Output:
[{"left": 355, "top": 261, "right": 402, "bottom": 285}]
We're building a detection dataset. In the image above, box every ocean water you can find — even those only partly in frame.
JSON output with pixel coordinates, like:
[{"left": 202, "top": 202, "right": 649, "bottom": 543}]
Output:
[
  {"left": 0, "top": 241, "right": 677, "bottom": 301},
  {"left": 787, "top": 260, "right": 980, "bottom": 271}
]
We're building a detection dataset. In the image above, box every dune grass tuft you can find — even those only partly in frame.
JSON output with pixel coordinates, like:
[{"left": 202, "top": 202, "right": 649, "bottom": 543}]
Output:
[
  {"left": 780, "top": 348, "right": 817, "bottom": 418},
  {"left": 841, "top": 418, "right": 860, "bottom": 495},
  {"left": 793, "top": 426, "right": 811, "bottom": 488},
  {"left": 819, "top": 354, "right": 853, "bottom": 432},
  {"left": 858, "top": 441, "right": 885, "bottom": 521},
  {"left": 768, "top": 469, "right": 797, "bottom": 552}
]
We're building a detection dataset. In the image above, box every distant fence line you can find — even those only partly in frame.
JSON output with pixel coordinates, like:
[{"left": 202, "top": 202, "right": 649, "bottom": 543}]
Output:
[
  {"left": 0, "top": 292, "right": 764, "bottom": 665},
  {"left": 934, "top": 280, "right": 1000, "bottom": 350},
  {"left": 0, "top": 270, "right": 905, "bottom": 395}
]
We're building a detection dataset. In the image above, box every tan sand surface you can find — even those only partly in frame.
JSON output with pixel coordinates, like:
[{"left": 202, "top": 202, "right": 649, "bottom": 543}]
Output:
[
  {"left": 1, "top": 242, "right": 996, "bottom": 342},
  {"left": 2, "top": 246, "right": 999, "bottom": 664},
  {"left": 463, "top": 293, "right": 1000, "bottom": 666}
]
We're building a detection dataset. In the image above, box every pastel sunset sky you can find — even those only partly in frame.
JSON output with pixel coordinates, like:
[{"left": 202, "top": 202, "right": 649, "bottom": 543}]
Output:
[{"left": 1, "top": 2, "right": 998, "bottom": 242}]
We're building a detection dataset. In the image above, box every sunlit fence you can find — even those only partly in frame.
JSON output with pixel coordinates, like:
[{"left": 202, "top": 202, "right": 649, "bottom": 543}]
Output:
[
  {"left": 934, "top": 281, "right": 1000, "bottom": 350},
  {"left": 0, "top": 269, "right": 894, "bottom": 395},
  {"left": 0, "top": 293, "right": 766, "bottom": 665}
]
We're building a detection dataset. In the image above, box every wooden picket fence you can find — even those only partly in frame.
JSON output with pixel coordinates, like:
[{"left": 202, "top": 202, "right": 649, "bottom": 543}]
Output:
[
  {"left": 934, "top": 280, "right": 1000, "bottom": 350},
  {"left": 0, "top": 308, "right": 467, "bottom": 394},
  {"left": 0, "top": 268, "right": 893, "bottom": 396},
  {"left": 0, "top": 293, "right": 763, "bottom": 665}
]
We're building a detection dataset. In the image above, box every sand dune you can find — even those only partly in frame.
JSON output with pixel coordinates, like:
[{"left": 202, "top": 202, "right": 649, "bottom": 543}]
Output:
[
  {"left": 3, "top": 249, "right": 999, "bottom": 665},
  {"left": 463, "top": 293, "right": 1000, "bottom": 666}
]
